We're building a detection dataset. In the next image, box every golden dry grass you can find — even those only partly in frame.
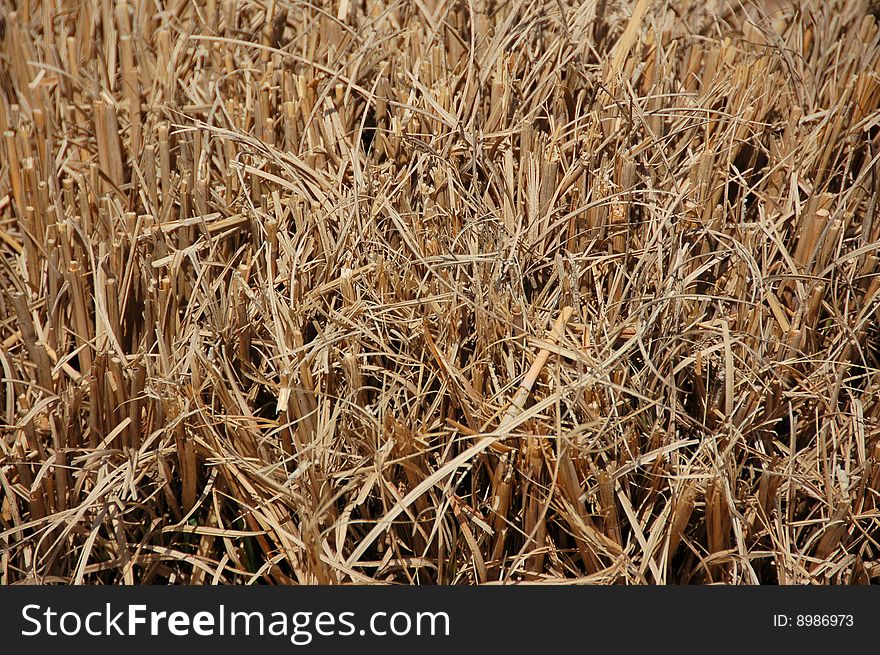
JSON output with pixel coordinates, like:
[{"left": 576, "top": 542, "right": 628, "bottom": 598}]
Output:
[{"left": 2, "top": 0, "right": 880, "bottom": 584}]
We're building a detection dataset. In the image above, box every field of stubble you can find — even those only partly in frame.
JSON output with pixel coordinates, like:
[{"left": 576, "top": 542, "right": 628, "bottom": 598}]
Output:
[{"left": 1, "top": 0, "right": 880, "bottom": 584}]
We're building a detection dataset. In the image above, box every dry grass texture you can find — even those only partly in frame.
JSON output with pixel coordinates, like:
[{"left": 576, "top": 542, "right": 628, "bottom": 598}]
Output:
[{"left": 2, "top": 0, "right": 880, "bottom": 584}]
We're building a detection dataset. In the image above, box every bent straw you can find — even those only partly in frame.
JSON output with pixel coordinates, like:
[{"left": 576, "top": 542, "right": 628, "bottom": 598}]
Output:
[{"left": 498, "top": 305, "right": 574, "bottom": 432}]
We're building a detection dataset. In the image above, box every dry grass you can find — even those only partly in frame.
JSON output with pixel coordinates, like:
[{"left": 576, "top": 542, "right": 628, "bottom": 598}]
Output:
[{"left": 2, "top": 0, "right": 880, "bottom": 585}]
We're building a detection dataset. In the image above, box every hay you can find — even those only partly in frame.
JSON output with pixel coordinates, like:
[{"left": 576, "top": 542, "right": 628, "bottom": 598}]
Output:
[{"left": 1, "top": 0, "right": 880, "bottom": 584}]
